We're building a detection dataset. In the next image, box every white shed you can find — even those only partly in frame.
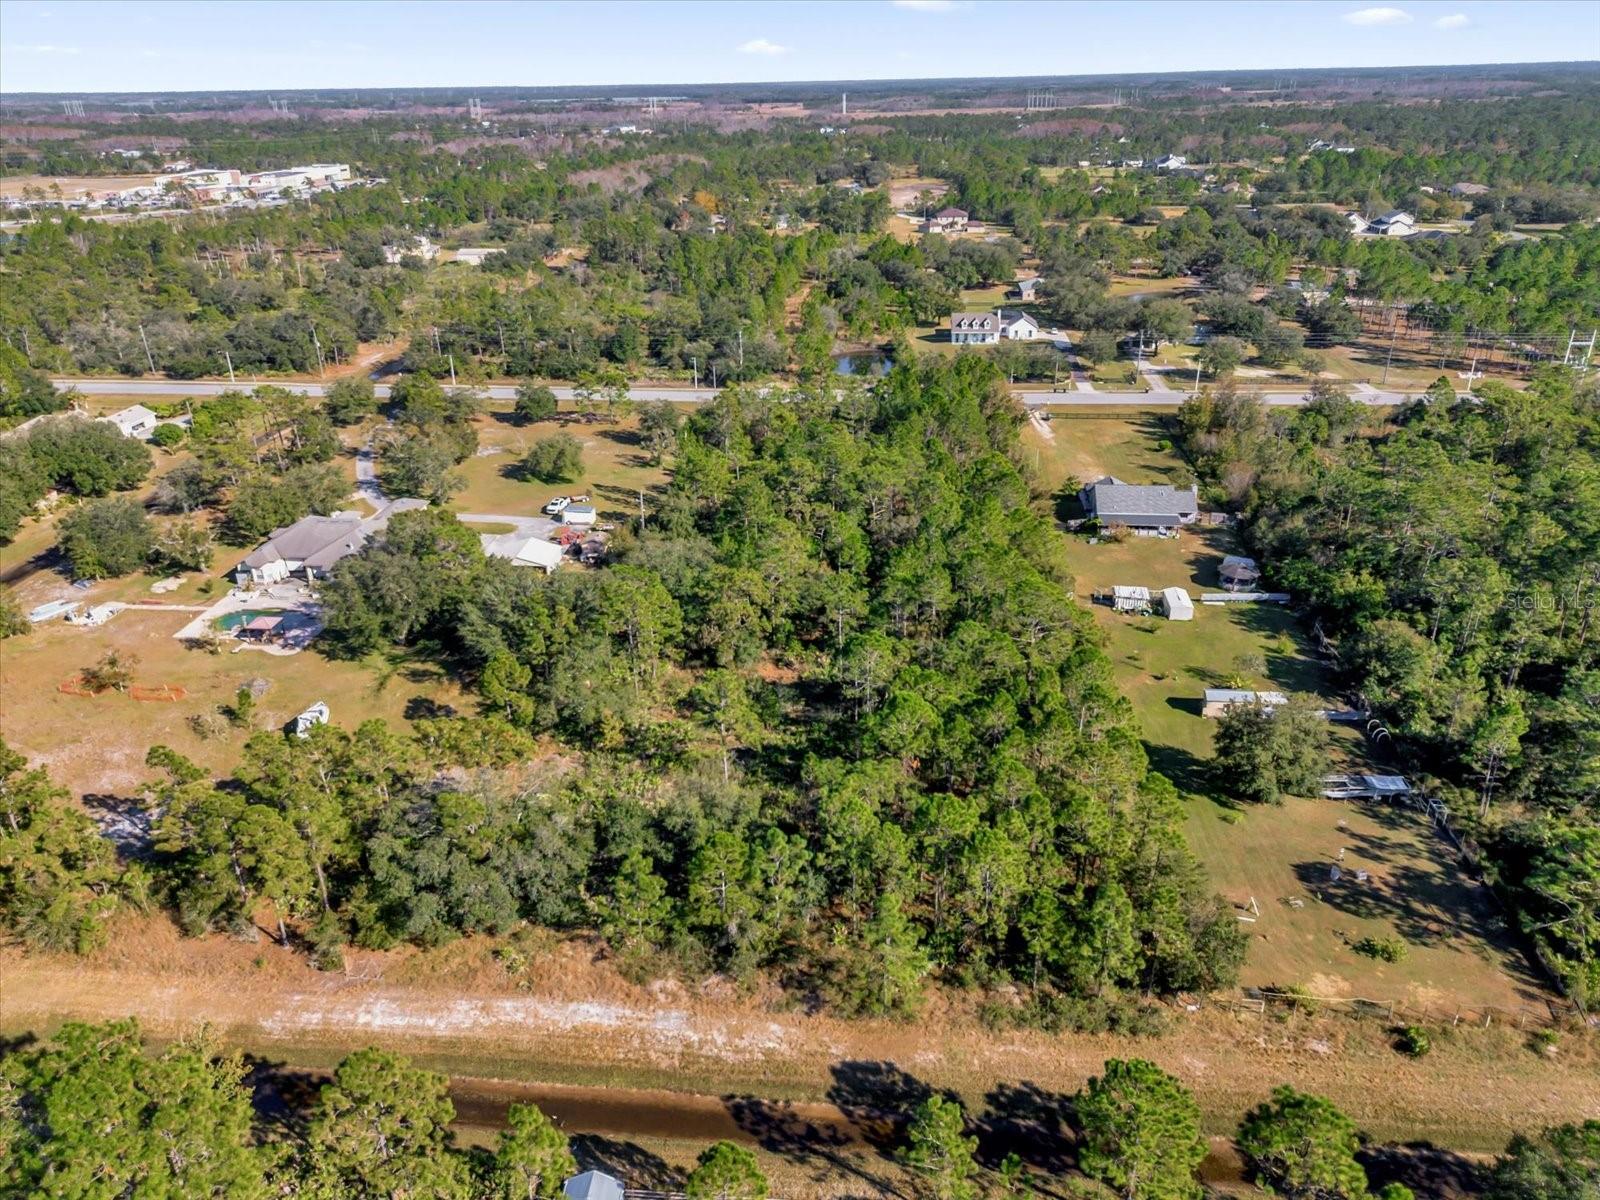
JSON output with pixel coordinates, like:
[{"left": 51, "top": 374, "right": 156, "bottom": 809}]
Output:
[
  {"left": 561, "top": 504, "right": 597, "bottom": 528},
  {"left": 1160, "top": 586, "right": 1194, "bottom": 620}
]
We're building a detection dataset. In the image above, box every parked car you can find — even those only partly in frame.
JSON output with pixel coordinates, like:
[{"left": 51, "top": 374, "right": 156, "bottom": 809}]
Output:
[{"left": 543, "top": 496, "right": 570, "bottom": 515}]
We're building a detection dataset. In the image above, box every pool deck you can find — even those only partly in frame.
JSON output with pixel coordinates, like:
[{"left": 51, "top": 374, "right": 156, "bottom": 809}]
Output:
[{"left": 173, "top": 581, "right": 323, "bottom": 654}]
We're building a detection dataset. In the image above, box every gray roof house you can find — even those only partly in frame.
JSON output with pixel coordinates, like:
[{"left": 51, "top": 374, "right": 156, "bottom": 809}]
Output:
[
  {"left": 1367, "top": 210, "right": 1416, "bottom": 237},
  {"left": 563, "top": 1172, "right": 625, "bottom": 1200},
  {"left": 234, "top": 498, "right": 426, "bottom": 586},
  {"left": 1079, "top": 476, "right": 1199, "bottom": 530}
]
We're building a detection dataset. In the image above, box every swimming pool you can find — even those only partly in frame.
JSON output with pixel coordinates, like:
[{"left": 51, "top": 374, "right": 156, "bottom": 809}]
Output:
[{"left": 214, "top": 608, "right": 312, "bottom": 632}]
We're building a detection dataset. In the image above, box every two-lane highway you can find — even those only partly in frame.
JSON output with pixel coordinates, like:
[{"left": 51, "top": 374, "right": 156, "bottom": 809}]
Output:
[{"left": 51, "top": 377, "right": 1422, "bottom": 408}]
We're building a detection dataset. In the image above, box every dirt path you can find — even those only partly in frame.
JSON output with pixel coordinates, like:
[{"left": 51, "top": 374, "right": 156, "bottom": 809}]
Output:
[{"left": 4, "top": 928, "right": 1595, "bottom": 1158}]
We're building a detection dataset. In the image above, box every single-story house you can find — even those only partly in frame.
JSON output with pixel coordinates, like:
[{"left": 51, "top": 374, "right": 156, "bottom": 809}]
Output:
[
  {"left": 1345, "top": 212, "right": 1369, "bottom": 234},
  {"left": 102, "top": 404, "right": 159, "bottom": 439},
  {"left": 950, "top": 312, "right": 1001, "bottom": 345},
  {"left": 1160, "top": 586, "right": 1194, "bottom": 620},
  {"left": 1012, "top": 276, "right": 1043, "bottom": 301},
  {"left": 1219, "top": 554, "right": 1261, "bottom": 590},
  {"left": 233, "top": 498, "right": 426, "bottom": 586},
  {"left": 1079, "top": 476, "right": 1199, "bottom": 531},
  {"left": 1110, "top": 585, "right": 1152, "bottom": 614},
  {"left": 1367, "top": 210, "right": 1415, "bottom": 237},
  {"left": 563, "top": 1172, "right": 625, "bottom": 1200},
  {"left": 1151, "top": 153, "right": 1188, "bottom": 172},
  {"left": 921, "top": 206, "right": 969, "bottom": 234},
  {"left": 561, "top": 503, "right": 597, "bottom": 528},
  {"left": 1202, "top": 688, "right": 1288, "bottom": 718},
  {"left": 483, "top": 532, "right": 564, "bottom": 574},
  {"left": 1450, "top": 181, "right": 1489, "bottom": 198},
  {"left": 452, "top": 247, "right": 501, "bottom": 265},
  {"left": 999, "top": 309, "right": 1039, "bottom": 340}
]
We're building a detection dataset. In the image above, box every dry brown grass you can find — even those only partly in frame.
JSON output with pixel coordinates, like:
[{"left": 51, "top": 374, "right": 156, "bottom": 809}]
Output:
[{"left": 3, "top": 917, "right": 1593, "bottom": 1156}]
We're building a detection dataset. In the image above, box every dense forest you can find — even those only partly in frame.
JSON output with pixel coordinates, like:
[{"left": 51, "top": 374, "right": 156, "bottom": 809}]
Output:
[{"left": 1176, "top": 368, "right": 1600, "bottom": 1002}]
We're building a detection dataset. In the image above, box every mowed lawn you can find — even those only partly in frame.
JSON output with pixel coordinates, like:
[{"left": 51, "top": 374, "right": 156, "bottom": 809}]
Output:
[
  {"left": 1024, "top": 415, "right": 1542, "bottom": 1009},
  {"left": 449, "top": 407, "right": 671, "bottom": 525}
]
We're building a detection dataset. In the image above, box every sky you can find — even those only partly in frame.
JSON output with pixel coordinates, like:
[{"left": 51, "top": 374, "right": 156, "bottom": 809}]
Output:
[{"left": 1, "top": 0, "right": 1596, "bottom": 94}]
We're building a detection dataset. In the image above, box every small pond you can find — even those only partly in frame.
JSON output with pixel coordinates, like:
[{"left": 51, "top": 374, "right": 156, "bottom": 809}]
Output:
[{"left": 833, "top": 352, "right": 893, "bottom": 377}]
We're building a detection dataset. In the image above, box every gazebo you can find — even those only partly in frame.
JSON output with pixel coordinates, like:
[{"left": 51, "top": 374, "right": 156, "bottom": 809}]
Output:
[{"left": 1219, "top": 555, "right": 1261, "bottom": 591}]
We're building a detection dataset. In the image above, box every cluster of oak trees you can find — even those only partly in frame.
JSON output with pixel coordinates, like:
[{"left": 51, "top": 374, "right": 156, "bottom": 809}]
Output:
[
  {"left": 6, "top": 1019, "right": 1595, "bottom": 1200},
  {"left": 1177, "top": 368, "right": 1600, "bottom": 1004}
]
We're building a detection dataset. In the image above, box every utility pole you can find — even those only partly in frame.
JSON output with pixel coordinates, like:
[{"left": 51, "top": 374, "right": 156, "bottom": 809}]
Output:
[
  {"left": 691, "top": 356, "right": 699, "bottom": 391},
  {"left": 737, "top": 328, "right": 744, "bottom": 369},
  {"left": 138, "top": 324, "right": 156, "bottom": 373},
  {"left": 310, "top": 323, "right": 326, "bottom": 376},
  {"left": 1381, "top": 316, "right": 1399, "bottom": 385},
  {"left": 448, "top": 353, "right": 457, "bottom": 386},
  {"left": 224, "top": 348, "right": 236, "bottom": 385}
]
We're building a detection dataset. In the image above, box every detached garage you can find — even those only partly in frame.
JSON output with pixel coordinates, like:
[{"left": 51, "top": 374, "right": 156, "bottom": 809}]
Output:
[{"left": 1160, "top": 587, "right": 1194, "bottom": 620}]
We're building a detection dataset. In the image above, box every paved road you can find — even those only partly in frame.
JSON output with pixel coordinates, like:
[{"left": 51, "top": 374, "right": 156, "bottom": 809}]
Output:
[
  {"left": 53, "top": 378, "right": 721, "bottom": 405},
  {"left": 51, "top": 377, "right": 1422, "bottom": 408}
]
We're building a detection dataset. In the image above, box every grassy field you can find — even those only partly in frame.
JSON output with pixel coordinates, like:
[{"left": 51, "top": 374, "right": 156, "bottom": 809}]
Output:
[
  {"left": 1022, "top": 414, "right": 1541, "bottom": 1009},
  {"left": 449, "top": 407, "right": 671, "bottom": 523},
  {"left": 0, "top": 608, "right": 467, "bottom": 797}
]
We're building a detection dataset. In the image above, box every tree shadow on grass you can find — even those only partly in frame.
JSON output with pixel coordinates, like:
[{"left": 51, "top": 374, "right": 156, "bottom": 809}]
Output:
[
  {"left": 240, "top": 1056, "right": 323, "bottom": 1139},
  {"left": 570, "top": 1134, "right": 682, "bottom": 1191},
  {"left": 724, "top": 1093, "right": 898, "bottom": 1197},
  {"left": 1359, "top": 1142, "right": 1489, "bottom": 1200},
  {"left": 1144, "top": 737, "right": 1231, "bottom": 806},
  {"left": 593, "top": 426, "right": 644, "bottom": 449},
  {"left": 825, "top": 1061, "right": 955, "bottom": 1153},
  {"left": 974, "top": 1081, "right": 1075, "bottom": 1175}
]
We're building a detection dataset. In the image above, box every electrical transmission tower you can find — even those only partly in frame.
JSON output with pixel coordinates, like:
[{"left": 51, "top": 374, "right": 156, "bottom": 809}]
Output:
[
  {"left": 1026, "top": 89, "right": 1058, "bottom": 112},
  {"left": 468, "top": 97, "right": 483, "bottom": 121},
  {"left": 61, "top": 99, "right": 85, "bottom": 117}
]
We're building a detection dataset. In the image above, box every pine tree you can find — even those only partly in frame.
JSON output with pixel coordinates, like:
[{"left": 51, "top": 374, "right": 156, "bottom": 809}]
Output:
[
  {"left": 1236, "top": 1086, "right": 1370, "bottom": 1200},
  {"left": 901, "top": 1095, "right": 979, "bottom": 1200},
  {"left": 494, "top": 1102, "right": 578, "bottom": 1200},
  {"left": 685, "top": 1140, "right": 769, "bottom": 1200},
  {"left": 1076, "top": 1059, "right": 1206, "bottom": 1200}
]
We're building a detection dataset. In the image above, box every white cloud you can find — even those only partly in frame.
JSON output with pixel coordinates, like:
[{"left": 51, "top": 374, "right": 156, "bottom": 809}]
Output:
[
  {"left": 12, "top": 42, "right": 81, "bottom": 54},
  {"left": 1433, "top": 12, "right": 1471, "bottom": 29},
  {"left": 1343, "top": 6, "right": 1413, "bottom": 25},
  {"left": 737, "top": 37, "right": 790, "bottom": 56},
  {"left": 892, "top": 0, "right": 959, "bottom": 10}
]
